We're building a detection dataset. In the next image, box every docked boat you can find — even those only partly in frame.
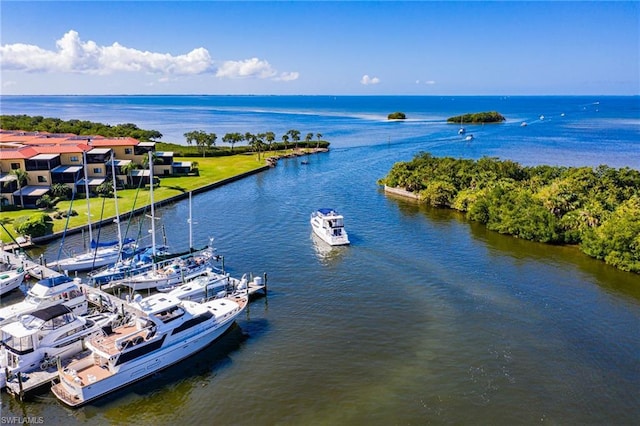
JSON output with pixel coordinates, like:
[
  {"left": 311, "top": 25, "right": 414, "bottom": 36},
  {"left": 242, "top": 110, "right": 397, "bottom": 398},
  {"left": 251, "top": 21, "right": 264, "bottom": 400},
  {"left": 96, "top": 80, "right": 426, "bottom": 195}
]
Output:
[
  {"left": 0, "top": 304, "right": 116, "bottom": 388},
  {"left": 88, "top": 245, "right": 169, "bottom": 286},
  {"left": 163, "top": 269, "right": 254, "bottom": 302},
  {"left": 116, "top": 245, "right": 217, "bottom": 291},
  {"left": 0, "top": 265, "right": 27, "bottom": 297},
  {"left": 310, "top": 208, "right": 350, "bottom": 246},
  {"left": 0, "top": 275, "right": 88, "bottom": 326},
  {"left": 52, "top": 238, "right": 138, "bottom": 273},
  {"left": 53, "top": 149, "right": 138, "bottom": 273},
  {"left": 51, "top": 292, "right": 248, "bottom": 407}
]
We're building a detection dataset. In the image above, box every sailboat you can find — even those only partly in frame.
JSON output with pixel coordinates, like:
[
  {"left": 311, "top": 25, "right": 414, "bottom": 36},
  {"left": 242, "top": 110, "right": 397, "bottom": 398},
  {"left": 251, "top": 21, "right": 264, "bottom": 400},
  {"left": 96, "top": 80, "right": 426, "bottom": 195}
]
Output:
[
  {"left": 116, "top": 189, "right": 218, "bottom": 292},
  {"left": 54, "top": 149, "right": 137, "bottom": 272},
  {"left": 89, "top": 154, "right": 170, "bottom": 285}
]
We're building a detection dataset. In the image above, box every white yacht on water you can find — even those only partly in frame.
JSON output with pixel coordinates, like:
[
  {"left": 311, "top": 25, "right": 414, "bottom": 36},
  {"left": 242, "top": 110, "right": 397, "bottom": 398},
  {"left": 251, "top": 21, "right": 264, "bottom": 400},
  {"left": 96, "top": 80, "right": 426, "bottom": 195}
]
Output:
[
  {"left": 0, "top": 275, "right": 88, "bottom": 326},
  {"left": 51, "top": 291, "right": 248, "bottom": 407},
  {"left": 310, "top": 208, "right": 350, "bottom": 246},
  {"left": 0, "top": 304, "right": 116, "bottom": 388}
]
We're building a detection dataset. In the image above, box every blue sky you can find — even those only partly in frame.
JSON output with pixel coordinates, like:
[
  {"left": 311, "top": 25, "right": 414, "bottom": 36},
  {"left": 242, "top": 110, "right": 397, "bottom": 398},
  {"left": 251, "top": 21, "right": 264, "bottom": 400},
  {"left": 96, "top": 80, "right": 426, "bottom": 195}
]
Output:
[{"left": 1, "top": 1, "right": 638, "bottom": 95}]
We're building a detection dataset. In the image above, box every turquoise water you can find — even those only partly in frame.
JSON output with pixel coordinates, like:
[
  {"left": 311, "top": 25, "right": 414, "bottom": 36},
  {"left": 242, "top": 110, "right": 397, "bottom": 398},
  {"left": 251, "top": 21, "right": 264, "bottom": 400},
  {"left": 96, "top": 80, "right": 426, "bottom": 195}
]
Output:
[{"left": 1, "top": 96, "right": 639, "bottom": 425}]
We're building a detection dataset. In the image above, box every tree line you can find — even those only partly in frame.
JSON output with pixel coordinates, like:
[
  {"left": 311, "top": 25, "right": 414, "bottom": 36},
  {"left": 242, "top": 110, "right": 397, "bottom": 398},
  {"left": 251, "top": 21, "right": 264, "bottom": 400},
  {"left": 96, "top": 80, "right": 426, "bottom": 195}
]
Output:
[
  {"left": 183, "top": 129, "right": 327, "bottom": 158},
  {"left": 447, "top": 111, "right": 506, "bottom": 123},
  {"left": 0, "top": 115, "right": 162, "bottom": 141},
  {"left": 378, "top": 152, "right": 640, "bottom": 273}
]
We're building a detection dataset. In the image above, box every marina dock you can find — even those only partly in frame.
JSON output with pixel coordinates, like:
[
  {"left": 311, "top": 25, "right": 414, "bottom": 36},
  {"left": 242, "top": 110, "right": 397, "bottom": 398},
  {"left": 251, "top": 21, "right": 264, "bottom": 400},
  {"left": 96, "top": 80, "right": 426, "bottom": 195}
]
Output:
[{"left": 1, "top": 248, "right": 267, "bottom": 401}]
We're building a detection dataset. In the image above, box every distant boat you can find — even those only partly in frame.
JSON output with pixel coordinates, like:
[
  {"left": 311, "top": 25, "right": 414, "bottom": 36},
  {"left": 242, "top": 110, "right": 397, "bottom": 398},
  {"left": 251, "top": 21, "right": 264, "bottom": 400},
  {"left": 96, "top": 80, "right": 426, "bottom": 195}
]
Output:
[
  {"left": 310, "top": 208, "right": 350, "bottom": 246},
  {"left": 521, "top": 122, "right": 528, "bottom": 127},
  {"left": 539, "top": 115, "right": 545, "bottom": 120},
  {"left": 458, "top": 116, "right": 466, "bottom": 135},
  {"left": 465, "top": 134, "right": 474, "bottom": 141}
]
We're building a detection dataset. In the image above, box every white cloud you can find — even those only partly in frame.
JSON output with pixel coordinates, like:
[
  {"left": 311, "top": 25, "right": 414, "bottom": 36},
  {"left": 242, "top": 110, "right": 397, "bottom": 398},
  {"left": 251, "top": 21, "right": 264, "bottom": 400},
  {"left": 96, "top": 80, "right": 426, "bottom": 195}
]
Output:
[
  {"left": 361, "top": 74, "right": 380, "bottom": 85},
  {"left": 274, "top": 71, "right": 300, "bottom": 82},
  {"left": 424, "top": 80, "right": 436, "bottom": 85},
  {"left": 0, "top": 30, "right": 298, "bottom": 81},
  {"left": 216, "top": 57, "right": 277, "bottom": 79}
]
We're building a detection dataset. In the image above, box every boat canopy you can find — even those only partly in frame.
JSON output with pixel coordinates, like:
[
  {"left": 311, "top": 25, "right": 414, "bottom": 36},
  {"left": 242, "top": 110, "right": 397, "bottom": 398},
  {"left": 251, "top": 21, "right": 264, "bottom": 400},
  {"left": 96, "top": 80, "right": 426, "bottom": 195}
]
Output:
[
  {"left": 30, "top": 304, "right": 72, "bottom": 322},
  {"left": 90, "top": 237, "right": 135, "bottom": 249},
  {"left": 317, "top": 208, "right": 337, "bottom": 215},
  {"left": 36, "top": 275, "right": 73, "bottom": 288}
]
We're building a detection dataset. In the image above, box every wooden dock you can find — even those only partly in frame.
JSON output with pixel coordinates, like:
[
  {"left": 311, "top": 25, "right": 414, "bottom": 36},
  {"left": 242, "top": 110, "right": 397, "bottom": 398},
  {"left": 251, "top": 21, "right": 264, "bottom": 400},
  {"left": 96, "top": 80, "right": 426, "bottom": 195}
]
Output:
[
  {"left": 0, "top": 249, "right": 60, "bottom": 281},
  {"left": 4, "top": 353, "right": 89, "bottom": 401}
]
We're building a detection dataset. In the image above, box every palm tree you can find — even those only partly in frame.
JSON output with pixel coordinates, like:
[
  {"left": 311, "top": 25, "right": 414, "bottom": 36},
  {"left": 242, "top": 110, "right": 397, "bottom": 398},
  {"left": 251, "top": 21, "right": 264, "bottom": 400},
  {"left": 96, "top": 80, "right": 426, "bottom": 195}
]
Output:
[
  {"left": 50, "top": 183, "right": 72, "bottom": 200},
  {"left": 10, "top": 168, "right": 29, "bottom": 207},
  {"left": 120, "top": 161, "right": 139, "bottom": 188},
  {"left": 305, "top": 133, "right": 313, "bottom": 151},
  {"left": 281, "top": 134, "right": 289, "bottom": 152},
  {"left": 287, "top": 129, "right": 301, "bottom": 151},
  {"left": 265, "top": 131, "right": 276, "bottom": 153},
  {"left": 316, "top": 133, "right": 323, "bottom": 149}
]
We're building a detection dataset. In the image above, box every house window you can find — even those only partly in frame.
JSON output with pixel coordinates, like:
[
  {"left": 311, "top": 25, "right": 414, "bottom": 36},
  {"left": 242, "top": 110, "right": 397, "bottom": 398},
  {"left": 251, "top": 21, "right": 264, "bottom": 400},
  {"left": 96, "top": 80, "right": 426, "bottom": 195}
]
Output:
[
  {"left": 93, "top": 168, "right": 101, "bottom": 174},
  {"left": 38, "top": 176, "right": 47, "bottom": 183},
  {"left": 70, "top": 156, "right": 79, "bottom": 162},
  {"left": 10, "top": 163, "right": 20, "bottom": 170},
  {"left": 125, "top": 148, "right": 132, "bottom": 155}
]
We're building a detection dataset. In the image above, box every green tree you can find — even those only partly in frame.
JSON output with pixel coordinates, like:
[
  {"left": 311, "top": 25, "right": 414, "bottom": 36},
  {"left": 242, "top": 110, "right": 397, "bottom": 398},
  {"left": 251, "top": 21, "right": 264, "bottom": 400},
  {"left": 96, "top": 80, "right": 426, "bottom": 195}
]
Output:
[
  {"left": 10, "top": 168, "right": 29, "bottom": 207},
  {"left": 316, "top": 133, "right": 323, "bottom": 149},
  {"left": 36, "top": 194, "right": 56, "bottom": 209},
  {"left": 287, "top": 129, "right": 300, "bottom": 150},
  {"left": 50, "top": 183, "right": 72, "bottom": 200},
  {"left": 265, "top": 131, "right": 276, "bottom": 152}
]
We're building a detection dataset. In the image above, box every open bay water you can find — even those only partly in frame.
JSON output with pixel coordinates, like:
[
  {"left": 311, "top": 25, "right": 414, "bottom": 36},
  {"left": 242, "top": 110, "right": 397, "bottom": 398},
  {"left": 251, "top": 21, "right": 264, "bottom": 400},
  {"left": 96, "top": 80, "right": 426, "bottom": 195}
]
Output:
[{"left": 1, "top": 96, "right": 639, "bottom": 425}]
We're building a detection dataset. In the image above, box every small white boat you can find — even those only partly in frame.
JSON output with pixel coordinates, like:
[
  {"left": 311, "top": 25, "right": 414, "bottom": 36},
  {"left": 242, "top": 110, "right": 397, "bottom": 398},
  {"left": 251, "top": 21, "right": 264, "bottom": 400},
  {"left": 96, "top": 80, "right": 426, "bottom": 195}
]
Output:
[
  {"left": 0, "top": 265, "right": 26, "bottom": 297},
  {"left": 310, "top": 209, "right": 350, "bottom": 246},
  {"left": 52, "top": 239, "right": 138, "bottom": 273},
  {"left": 51, "top": 292, "right": 248, "bottom": 407},
  {"left": 520, "top": 121, "right": 528, "bottom": 127},
  {"left": 465, "top": 134, "right": 474, "bottom": 141},
  {"left": 0, "top": 304, "right": 116, "bottom": 388},
  {"left": 88, "top": 245, "right": 169, "bottom": 285},
  {"left": 116, "top": 245, "right": 217, "bottom": 292},
  {"left": 164, "top": 269, "right": 256, "bottom": 302},
  {"left": 458, "top": 127, "right": 466, "bottom": 135},
  {"left": 0, "top": 275, "right": 88, "bottom": 326}
]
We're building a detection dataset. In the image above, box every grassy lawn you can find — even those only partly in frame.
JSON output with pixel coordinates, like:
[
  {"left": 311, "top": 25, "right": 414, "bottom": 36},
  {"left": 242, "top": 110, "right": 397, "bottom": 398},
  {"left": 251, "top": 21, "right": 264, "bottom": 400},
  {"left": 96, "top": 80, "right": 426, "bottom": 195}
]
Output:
[{"left": 0, "top": 154, "right": 267, "bottom": 243}]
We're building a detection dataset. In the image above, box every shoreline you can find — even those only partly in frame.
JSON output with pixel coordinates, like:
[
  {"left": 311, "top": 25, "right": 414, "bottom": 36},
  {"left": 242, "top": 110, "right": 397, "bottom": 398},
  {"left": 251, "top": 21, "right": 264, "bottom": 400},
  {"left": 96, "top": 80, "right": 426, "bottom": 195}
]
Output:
[{"left": 7, "top": 149, "right": 328, "bottom": 248}]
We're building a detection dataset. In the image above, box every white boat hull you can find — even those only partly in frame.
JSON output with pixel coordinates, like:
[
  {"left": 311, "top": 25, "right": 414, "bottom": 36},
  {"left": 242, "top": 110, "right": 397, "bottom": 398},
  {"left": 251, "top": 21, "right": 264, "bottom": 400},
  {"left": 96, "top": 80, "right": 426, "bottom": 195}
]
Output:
[
  {"left": 52, "top": 315, "right": 237, "bottom": 406},
  {"left": 54, "top": 248, "right": 122, "bottom": 272},
  {"left": 0, "top": 269, "right": 25, "bottom": 297}
]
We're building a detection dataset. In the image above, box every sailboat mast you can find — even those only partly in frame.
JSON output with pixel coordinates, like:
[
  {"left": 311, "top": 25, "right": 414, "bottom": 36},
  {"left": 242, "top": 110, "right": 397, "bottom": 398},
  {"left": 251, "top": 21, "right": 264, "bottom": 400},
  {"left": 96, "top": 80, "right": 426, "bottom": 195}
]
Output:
[
  {"left": 110, "top": 150, "right": 124, "bottom": 252},
  {"left": 149, "top": 151, "right": 156, "bottom": 258},
  {"left": 82, "top": 144, "right": 93, "bottom": 245},
  {"left": 188, "top": 191, "right": 193, "bottom": 250}
]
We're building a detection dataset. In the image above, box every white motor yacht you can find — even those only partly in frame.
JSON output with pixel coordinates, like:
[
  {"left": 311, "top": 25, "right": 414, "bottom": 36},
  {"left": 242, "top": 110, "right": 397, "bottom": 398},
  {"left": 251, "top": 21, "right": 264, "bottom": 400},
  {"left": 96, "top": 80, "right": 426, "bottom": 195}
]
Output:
[
  {"left": 0, "top": 304, "right": 116, "bottom": 388},
  {"left": 51, "top": 292, "right": 247, "bottom": 407},
  {"left": 310, "top": 208, "right": 350, "bottom": 246},
  {"left": 0, "top": 275, "right": 88, "bottom": 326}
]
